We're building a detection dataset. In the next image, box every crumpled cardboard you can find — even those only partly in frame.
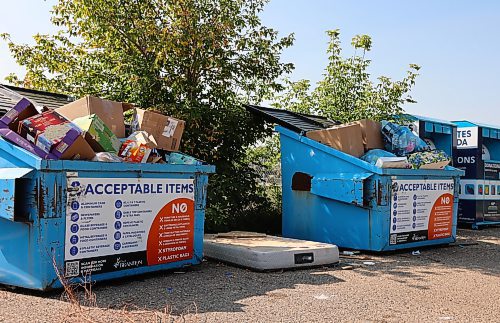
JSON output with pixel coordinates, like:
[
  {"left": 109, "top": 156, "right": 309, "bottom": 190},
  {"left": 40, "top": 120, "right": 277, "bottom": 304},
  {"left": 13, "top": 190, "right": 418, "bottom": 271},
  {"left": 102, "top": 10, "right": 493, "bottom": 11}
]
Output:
[{"left": 132, "top": 108, "right": 185, "bottom": 151}]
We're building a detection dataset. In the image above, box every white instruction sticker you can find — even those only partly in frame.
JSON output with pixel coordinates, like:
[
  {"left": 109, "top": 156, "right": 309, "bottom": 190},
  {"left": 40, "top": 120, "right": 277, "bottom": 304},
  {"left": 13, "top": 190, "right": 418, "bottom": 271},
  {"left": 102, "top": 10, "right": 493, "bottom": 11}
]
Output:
[
  {"left": 64, "top": 177, "right": 195, "bottom": 277},
  {"left": 162, "top": 118, "right": 179, "bottom": 138}
]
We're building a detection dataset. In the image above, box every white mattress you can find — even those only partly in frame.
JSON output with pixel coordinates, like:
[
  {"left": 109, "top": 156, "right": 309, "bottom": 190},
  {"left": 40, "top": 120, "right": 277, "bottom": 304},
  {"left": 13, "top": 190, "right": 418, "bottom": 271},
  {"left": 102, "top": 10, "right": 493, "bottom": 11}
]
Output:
[{"left": 204, "top": 232, "right": 339, "bottom": 270}]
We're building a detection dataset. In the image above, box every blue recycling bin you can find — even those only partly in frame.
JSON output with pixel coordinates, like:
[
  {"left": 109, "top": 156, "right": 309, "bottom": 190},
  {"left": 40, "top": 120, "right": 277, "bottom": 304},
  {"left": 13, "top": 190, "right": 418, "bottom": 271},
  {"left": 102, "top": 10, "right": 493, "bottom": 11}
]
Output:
[
  {"left": 405, "top": 114, "right": 457, "bottom": 156},
  {"left": 277, "top": 126, "right": 463, "bottom": 251},
  {"left": 453, "top": 120, "right": 500, "bottom": 229},
  {"left": 0, "top": 138, "right": 214, "bottom": 290}
]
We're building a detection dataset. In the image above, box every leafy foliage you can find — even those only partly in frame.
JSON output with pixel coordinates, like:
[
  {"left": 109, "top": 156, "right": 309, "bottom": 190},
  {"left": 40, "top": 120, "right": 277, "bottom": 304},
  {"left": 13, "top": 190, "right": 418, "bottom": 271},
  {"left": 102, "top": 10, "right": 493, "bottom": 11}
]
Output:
[
  {"left": 2, "top": 0, "right": 294, "bottom": 232},
  {"left": 270, "top": 29, "right": 420, "bottom": 123}
]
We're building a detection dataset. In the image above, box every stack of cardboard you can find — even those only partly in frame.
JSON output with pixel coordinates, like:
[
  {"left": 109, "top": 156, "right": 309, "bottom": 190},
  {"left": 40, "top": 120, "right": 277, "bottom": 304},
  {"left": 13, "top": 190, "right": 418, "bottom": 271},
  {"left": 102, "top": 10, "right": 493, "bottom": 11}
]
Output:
[
  {"left": 306, "top": 119, "right": 384, "bottom": 158},
  {"left": 0, "top": 95, "right": 187, "bottom": 164}
]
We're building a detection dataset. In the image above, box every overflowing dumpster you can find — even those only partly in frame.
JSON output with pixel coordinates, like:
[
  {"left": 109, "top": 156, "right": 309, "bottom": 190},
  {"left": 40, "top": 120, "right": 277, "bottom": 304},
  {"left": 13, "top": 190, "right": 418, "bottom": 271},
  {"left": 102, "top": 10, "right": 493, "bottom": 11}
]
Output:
[
  {"left": 0, "top": 130, "right": 214, "bottom": 290},
  {"left": 277, "top": 125, "right": 463, "bottom": 251},
  {"left": 453, "top": 120, "right": 500, "bottom": 228}
]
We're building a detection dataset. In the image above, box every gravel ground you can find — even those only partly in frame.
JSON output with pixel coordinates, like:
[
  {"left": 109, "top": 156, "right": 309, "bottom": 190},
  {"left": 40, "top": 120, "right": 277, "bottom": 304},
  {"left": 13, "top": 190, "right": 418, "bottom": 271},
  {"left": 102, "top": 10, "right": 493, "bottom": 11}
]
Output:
[{"left": 0, "top": 228, "right": 499, "bottom": 323}]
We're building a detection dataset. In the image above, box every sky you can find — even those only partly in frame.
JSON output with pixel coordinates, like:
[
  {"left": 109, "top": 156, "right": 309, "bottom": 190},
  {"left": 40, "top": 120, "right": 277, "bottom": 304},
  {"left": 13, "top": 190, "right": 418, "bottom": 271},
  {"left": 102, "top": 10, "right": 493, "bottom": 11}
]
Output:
[{"left": 1, "top": 0, "right": 499, "bottom": 124}]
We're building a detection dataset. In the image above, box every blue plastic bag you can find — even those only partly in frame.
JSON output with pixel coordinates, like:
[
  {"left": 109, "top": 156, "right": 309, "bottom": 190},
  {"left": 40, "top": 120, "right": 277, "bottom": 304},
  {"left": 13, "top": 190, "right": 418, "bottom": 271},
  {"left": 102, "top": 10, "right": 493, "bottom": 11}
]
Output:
[
  {"left": 381, "top": 121, "right": 430, "bottom": 156},
  {"left": 361, "top": 149, "right": 397, "bottom": 165}
]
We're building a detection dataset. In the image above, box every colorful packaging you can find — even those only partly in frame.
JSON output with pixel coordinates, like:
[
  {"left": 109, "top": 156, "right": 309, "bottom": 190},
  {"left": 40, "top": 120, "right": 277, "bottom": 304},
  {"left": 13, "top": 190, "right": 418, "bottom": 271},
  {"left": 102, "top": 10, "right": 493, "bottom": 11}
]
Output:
[
  {"left": 18, "top": 110, "right": 95, "bottom": 160},
  {"left": 0, "top": 98, "right": 39, "bottom": 130},
  {"left": 118, "top": 131, "right": 157, "bottom": 163},
  {"left": 72, "top": 114, "right": 121, "bottom": 153},
  {"left": 0, "top": 128, "right": 56, "bottom": 159}
]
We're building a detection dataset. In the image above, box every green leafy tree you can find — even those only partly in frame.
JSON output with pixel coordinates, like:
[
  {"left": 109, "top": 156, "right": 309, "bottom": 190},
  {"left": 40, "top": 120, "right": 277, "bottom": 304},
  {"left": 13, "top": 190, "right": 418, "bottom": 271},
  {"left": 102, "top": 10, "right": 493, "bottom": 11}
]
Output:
[
  {"left": 2, "top": 0, "right": 294, "bottom": 232},
  {"left": 270, "top": 29, "right": 420, "bottom": 122}
]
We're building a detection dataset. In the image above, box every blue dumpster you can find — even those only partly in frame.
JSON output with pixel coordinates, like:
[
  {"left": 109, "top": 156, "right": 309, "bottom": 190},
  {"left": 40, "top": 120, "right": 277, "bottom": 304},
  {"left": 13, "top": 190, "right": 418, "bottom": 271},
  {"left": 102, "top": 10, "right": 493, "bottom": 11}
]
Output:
[
  {"left": 0, "top": 137, "right": 214, "bottom": 290},
  {"left": 277, "top": 126, "right": 463, "bottom": 251},
  {"left": 453, "top": 120, "right": 500, "bottom": 228}
]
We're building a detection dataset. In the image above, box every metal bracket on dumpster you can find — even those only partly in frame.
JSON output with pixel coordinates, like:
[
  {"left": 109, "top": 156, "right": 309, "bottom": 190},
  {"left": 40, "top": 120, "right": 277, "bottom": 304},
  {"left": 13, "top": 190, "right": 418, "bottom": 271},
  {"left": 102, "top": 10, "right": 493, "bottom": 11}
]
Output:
[
  {"left": 0, "top": 168, "right": 35, "bottom": 221},
  {"left": 311, "top": 172, "right": 373, "bottom": 206}
]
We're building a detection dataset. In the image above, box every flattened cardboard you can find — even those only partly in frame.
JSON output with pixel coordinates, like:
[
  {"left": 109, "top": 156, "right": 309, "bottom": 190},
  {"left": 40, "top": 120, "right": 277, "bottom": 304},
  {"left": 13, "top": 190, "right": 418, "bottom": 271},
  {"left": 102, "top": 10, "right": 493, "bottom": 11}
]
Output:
[
  {"left": 72, "top": 114, "right": 121, "bottom": 153},
  {"left": 306, "top": 124, "right": 365, "bottom": 157},
  {"left": 133, "top": 108, "right": 185, "bottom": 151},
  {"left": 56, "top": 96, "right": 126, "bottom": 137},
  {"left": 419, "top": 160, "right": 450, "bottom": 170}
]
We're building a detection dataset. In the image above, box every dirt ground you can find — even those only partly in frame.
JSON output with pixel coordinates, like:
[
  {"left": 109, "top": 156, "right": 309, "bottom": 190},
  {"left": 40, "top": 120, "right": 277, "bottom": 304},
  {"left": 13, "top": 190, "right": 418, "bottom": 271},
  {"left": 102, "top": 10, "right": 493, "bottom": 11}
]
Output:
[{"left": 0, "top": 228, "right": 499, "bottom": 323}]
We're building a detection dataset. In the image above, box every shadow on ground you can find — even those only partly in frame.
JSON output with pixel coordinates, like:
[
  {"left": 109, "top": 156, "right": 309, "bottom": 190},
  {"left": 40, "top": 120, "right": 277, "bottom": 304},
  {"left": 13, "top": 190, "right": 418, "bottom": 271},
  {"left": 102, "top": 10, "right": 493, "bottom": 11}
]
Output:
[
  {"left": 4, "top": 227, "right": 499, "bottom": 316},
  {"left": 342, "top": 227, "right": 500, "bottom": 289}
]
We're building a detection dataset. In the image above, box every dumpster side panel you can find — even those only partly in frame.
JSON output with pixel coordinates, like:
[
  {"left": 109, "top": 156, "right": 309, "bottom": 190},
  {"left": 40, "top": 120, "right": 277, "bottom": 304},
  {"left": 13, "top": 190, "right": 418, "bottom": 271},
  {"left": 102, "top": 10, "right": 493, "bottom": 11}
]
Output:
[
  {"left": 279, "top": 127, "right": 461, "bottom": 252},
  {"left": 280, "top": 133, "right": 375, "bottom": 250},
  {"left": 40, "top": 170, "right": 211, "bottom": 290}
]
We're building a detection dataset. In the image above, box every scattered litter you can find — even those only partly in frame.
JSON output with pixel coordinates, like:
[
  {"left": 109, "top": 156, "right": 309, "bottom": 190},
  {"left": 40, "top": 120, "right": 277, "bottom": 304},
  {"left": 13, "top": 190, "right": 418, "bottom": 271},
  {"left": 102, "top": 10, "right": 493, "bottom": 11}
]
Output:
[
  {"left": 166, "top": 287, "right": 174, "bottom": 294},
  {"left": 342, "top": 251, "right": 360, "bottom": 256},
  {"left": 341, "top": 265, "right": 354, "bottom": 270},
  {"left": 313, "top": 294, "right": 330, "bottom": 300},
  {"left": 363, "top": 261, "right": 376, "bottom": 266},
  {"left": 438, "top": 316, "right": 453, "bottom": 321},
  {"left": 412, "top": 250, "right": 421, "bottom": 256},
  {"left": 225, "top": 272, "right": 234, "bottom": 278},
  {"left": 456, "top": 242, "right": 478, "bottom": 247}
]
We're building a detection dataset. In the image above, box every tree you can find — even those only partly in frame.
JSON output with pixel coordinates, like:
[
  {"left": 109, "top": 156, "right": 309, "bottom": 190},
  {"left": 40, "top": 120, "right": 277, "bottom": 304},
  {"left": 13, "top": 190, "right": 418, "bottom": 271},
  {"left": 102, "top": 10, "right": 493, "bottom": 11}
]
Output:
[
  {"left": 2, "top": 0, "right": 294, "bottom": 231},
  {"left": 270, "top": 29, "right": 420, "bottom": 122}
]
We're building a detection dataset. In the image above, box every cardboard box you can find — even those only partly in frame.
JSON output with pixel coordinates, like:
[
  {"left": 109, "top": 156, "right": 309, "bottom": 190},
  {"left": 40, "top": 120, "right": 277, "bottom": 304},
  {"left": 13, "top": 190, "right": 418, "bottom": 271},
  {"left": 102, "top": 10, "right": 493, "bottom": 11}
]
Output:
[
  {"left": 56, "top": 96, "right": 127, "bottom": 137},
  {"left": 18, "top": 111, "right": 95, "bottom": 160},
  {"left": 133, "top": 108, "right": 185, "bottom": 151},
  {"left": 418, "top": 160, "right": 450, "bottom": 170},
  {"left": 0, "top": 128, "right": 56, "bottom": 159},
  {"left": 347, "top": 119, "right": 385, "bottom": 151},
  {"left": 0, "top": 98, "right": 39, "bottom": 130},
  {"left": 72, "top": 114, "right": 121, "bottom": 153},
  {"left": 306, "top": 124, "right": 365, "bottom": 157},
  {"left": 118, "top": 131, "right": 157, "bottom": 163}
]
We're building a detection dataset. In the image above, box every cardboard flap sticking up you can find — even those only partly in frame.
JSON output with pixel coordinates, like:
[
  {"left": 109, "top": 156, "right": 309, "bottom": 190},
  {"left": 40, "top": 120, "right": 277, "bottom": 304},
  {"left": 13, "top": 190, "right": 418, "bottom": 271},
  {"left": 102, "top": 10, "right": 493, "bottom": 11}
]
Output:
[
  {"left": 128, "top": 130, "right": 157, "bottom": 148},
  {"left": 72, "top": 114, "right": 121, "bottom": 153},
  {"left": 133, "top": 108, "right": 185, "bottom": 151},
  {"left": 56, "top": 96, "right": 127, "bottom": 137},
  {"left": 306, "top": 124, "right": 365, "bottom": 157}
]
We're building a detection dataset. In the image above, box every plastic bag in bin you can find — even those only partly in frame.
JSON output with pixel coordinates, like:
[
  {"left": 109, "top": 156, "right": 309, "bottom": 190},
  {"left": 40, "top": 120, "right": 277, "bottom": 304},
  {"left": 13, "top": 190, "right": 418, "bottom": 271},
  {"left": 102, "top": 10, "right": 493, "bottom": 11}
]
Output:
[{"left": 381, "top": 121, "right": 430, "bottom": 156}]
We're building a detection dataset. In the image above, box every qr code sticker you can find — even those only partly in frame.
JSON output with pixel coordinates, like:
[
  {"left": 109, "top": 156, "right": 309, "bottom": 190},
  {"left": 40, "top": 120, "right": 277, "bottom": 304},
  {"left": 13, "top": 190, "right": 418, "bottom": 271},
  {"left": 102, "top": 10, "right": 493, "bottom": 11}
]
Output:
[
  {"left": 389, "top": 234, "right": 397, "bottom": 245},
  {"left": 65, "top": 261, "right": 80, "bottom": 277}
]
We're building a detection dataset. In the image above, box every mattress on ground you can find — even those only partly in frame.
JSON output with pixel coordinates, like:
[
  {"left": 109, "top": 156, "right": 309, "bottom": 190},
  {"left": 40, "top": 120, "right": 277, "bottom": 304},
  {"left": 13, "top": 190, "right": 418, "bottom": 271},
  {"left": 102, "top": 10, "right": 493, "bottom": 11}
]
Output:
[{"left": 204, "top": 232, "right": 340, "bottom": 270}]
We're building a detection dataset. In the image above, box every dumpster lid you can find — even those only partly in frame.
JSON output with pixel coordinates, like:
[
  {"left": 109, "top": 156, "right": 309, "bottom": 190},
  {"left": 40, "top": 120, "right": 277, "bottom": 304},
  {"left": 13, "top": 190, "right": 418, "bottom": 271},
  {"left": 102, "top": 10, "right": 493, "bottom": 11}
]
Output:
[
  {"left": 0, "top": 168, "right": 34, "bottom": 179},
  {"left": 245, "top": 104, "right": 339, "bottom": 133}
]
